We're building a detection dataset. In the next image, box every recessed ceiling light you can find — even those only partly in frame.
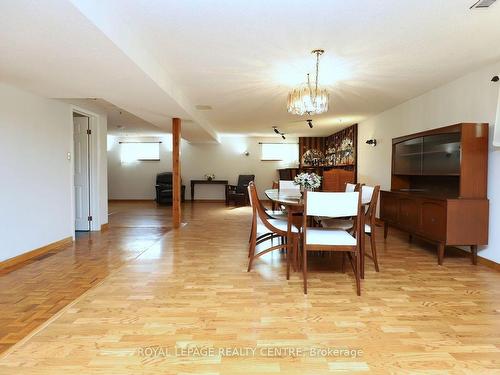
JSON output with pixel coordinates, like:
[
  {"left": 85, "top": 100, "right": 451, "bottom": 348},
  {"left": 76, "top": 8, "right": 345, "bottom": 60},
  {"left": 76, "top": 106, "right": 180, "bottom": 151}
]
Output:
[{"left": 195, "top": 105, "right": 213, "bottom": 110}]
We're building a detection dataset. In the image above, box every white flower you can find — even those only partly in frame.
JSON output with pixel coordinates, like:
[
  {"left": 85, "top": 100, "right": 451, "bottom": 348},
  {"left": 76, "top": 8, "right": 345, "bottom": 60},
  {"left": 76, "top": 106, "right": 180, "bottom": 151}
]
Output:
[{"left": 293, "top": 172, "right": 322, "bottom": 189}]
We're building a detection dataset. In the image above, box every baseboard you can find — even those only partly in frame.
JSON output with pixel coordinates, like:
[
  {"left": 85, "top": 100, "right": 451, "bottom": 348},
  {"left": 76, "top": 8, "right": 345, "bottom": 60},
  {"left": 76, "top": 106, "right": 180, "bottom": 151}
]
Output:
[
  {"left": 108, "top": 199, "right": 154, "bottom": 202},
  {"left": 450, "top": 246, "right": 500, "bottom": 271},
  {"left": 190, "top": 199, "right": 226, "bottom": 203},
  {"left": 0, "top": 236, "right": 73, "bottom": 270}
]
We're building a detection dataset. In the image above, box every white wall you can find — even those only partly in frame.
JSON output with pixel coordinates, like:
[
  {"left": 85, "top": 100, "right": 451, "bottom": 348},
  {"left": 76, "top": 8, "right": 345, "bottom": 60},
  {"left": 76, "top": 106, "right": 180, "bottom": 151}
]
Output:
[
  {"left": 108, "top": 135, "right": 173, "bottom": 199},
  {"left": 0, "top": 84, "right": 108, "bottom": 262},
  {"left": 358, "top": 61, "right": 500, "bottom": 263},
  {"left": 0, "top": 83, "right": 72, "bottom": 262},
  {"left": 107, "top": 135, "right": 298, "bottom": 200}
]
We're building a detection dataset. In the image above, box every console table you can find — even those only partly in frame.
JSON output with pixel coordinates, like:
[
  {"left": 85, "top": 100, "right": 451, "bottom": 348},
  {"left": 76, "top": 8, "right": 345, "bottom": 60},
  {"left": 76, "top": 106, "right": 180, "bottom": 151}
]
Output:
[{"left": 190, "top": 179, "right": 228, "bottom": 201}]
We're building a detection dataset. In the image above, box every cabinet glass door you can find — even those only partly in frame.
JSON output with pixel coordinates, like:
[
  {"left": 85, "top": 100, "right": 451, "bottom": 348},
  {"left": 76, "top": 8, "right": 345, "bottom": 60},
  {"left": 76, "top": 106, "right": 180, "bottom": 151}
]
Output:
[
  {"left": 393, "top": 137, "right": 423, "bottom": 175},
  {"left": 422, "top": 133, "right": 461, "bottom": 175}
]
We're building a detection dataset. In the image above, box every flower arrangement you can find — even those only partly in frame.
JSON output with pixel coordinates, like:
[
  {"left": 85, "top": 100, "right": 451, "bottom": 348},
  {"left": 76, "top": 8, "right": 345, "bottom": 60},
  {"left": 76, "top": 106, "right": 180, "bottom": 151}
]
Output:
[
  {"left": 204, "top": 173, "right": 215, "bottom": 181},
  {"left": 293, "top": 172, "right": 322, "bottom": 190}
]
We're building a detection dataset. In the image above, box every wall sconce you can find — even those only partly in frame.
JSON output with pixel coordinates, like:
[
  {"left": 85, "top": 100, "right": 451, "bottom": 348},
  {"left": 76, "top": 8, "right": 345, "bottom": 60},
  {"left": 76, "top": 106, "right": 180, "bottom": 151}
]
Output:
[{"left": 366, "top": 139, "right": 377, "bottom": 147}]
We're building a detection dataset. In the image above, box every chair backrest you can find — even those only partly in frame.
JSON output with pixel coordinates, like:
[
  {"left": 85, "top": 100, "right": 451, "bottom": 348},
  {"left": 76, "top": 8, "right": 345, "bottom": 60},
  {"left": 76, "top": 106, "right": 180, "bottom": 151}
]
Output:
[
  {"left": 237, "top": 174, "right": 255, "bottom": 187},
  {"left": 345, "top": 182, "right": 358, "bottom": 192},
  {"left": 361, "top": 185, "right": 375, "bottom": 205},
  {"left": 363, "top": 185, "right": 380, "bottom": 225},
  {"left": 303, "top": 191, "right": 363, "bottom": 245},
  {"left": 248, "top": 182, "right": 284, "bottom": 233},
  {"left": 305, "top": 191, "right": 360, "bottom": 218},
  {"left": 279, "top": 180, "right": 300, "bottom": 196},
  {"left": 156, "top": 172, "right": 172, "bottom": 185}
]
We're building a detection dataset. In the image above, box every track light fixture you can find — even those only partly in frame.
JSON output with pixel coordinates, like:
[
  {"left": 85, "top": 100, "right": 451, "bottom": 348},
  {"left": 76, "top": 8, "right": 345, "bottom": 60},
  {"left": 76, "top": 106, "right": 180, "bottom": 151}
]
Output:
[
  {"left": 366, "top": 139, "right": 377, "bottom": 147},
  {"left": 272, "top": 126, "right": 286, "bottom": 140},
  {"left": 492, "top": 75, "right": 499, "bottom": 82},
  {"left": 307, "top": 119, "right": 313, "bottom": 128}
]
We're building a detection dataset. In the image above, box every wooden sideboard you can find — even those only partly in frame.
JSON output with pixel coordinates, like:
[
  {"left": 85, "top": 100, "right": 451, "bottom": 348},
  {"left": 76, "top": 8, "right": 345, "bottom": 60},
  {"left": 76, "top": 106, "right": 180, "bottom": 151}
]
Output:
[
  {"left": 322, "top": 168, "right": 355, "bottom": 192},
  {"left": 277, "top": 167, "right": 355, "bottom": 192},
  {"left": 380, "top": 123, "right": 489, "bottom": 265}
]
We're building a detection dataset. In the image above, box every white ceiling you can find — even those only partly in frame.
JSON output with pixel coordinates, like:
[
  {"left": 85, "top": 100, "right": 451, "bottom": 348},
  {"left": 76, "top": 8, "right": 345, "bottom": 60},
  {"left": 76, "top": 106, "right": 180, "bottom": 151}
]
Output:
[
  {"left": 75, "top": 99, "right": 173, "bottom": 136},
  {"left": 1, "top": 0, "right": 500, "bottom": 140}
]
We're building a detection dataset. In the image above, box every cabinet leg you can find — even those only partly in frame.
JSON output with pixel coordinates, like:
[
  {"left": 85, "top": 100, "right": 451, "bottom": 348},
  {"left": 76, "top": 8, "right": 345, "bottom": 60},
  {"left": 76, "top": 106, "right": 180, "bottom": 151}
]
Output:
[
  {"left": 470, "top": 245, "right": 478, "bottom": 265},
  {"left": 437, "top": 243, "right": 445, "bottom": 266},
  {"left": 383, "top": 222, "right": 388, "bottom": 240}
]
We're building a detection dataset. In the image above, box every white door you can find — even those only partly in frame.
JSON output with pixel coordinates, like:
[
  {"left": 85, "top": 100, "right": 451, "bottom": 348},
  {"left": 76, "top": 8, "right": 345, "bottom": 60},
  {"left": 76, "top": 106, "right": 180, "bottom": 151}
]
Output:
[{"left": 73, "top": 116, "right": 91, "bottom": 231}]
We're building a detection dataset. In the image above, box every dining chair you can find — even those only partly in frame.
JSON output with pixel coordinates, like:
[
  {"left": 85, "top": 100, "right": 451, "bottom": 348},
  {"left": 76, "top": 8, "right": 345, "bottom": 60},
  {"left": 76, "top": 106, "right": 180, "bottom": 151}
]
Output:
[
  {"left": 268, "top": 181, "right": 287, "bottom": 218},
  {"left": 279, "top": 180, "right": 300, "bottom": 196},
  {"left": 345, "top": 182, "right": 360, "bottom": 192},
  {"left": 321, "top": 185, "right": 381, "bottom": 272},
  {"left": 302, "top": 190, "right": 363, "bottom": 295},
  {"left": 247, "top": 182, "right": 299, "bottom": 280},
  {"left": 314, "top": 182, "right": 361, "bottom": 226},
  {"left": 271, "top": 181, "right": 279, "bottom": 212}
]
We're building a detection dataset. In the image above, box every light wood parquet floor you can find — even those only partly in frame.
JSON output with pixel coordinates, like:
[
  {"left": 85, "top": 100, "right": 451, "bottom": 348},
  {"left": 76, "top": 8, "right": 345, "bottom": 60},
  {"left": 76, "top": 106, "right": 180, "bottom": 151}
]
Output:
[
  {"left": 0, "top": 201, "right": 170, "bottom": 354},
  {"left": 0, "top": 201, "right": 499, "bottom": 374}
]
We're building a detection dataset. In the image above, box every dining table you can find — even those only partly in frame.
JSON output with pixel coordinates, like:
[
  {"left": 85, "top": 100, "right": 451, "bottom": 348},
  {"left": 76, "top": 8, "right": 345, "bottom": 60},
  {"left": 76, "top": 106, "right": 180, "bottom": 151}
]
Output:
[{"left": 264, "top": 188, "right": 367, "bottom": 278}]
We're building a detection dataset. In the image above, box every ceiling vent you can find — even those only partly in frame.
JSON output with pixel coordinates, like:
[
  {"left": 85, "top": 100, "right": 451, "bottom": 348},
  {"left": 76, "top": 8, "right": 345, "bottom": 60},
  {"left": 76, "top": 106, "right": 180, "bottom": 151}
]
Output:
[
  {"left": 470, "top": 0, "right": 496, "bottom": 8},
  {"left": 195, "top": 105, "right": 213, "bottom": 110}
]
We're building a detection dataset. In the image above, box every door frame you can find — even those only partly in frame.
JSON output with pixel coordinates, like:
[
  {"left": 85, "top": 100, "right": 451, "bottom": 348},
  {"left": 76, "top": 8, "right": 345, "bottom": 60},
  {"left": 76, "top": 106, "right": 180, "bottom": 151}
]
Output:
[{"left": 71, "top": 105, "right": 103, "bottom": 233}]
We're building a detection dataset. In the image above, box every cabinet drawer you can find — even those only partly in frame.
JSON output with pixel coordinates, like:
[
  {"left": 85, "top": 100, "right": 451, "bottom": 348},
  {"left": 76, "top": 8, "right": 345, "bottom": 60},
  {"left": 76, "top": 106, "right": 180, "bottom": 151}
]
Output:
[
  {"left": 420, "top": 201, "right": 447, "bottom": 240},
  {"left": 399, "top": 198, "right": 419, "bottom": 229},
  {"left": 380, "top": 192, "right": 398, "bottom": 223}
]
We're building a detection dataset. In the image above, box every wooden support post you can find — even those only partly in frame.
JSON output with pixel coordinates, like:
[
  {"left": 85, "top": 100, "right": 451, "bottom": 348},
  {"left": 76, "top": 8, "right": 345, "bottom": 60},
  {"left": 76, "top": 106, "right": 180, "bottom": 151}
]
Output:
[{"left": 172, "top": 118, "right": 181, "bottom": 229}]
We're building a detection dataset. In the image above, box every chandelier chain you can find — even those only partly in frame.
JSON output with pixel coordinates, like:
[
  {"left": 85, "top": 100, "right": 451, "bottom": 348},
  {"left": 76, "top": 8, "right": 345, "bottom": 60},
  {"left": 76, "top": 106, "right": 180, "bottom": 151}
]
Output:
[{"left": 314, "top": 50, "right": 320, "bottom": 105}]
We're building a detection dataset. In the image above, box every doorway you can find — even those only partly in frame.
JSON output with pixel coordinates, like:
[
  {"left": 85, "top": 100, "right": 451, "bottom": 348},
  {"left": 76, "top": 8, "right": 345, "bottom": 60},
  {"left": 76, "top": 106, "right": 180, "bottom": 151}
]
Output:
[{"left": 73, "top": 113, "right": 91, "bottom": 231}]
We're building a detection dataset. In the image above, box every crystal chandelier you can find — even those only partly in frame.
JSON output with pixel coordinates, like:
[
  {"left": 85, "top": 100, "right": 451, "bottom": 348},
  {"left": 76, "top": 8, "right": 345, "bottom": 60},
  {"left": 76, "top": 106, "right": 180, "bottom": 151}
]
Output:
[{"left": 287, "top": 49, "right": 329, "bottom": 116}]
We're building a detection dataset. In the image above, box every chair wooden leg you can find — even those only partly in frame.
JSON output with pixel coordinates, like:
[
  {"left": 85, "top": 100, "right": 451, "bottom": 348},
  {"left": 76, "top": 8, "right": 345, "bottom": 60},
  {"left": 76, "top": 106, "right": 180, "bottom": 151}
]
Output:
[
  {"left": 286, "top": 237, "right": 291, "bottom": 280},
  {"left": 295, "top": 237, "right": 300, "bottom": 271},
  {"left": 302, "top": 249, "right": 308, "bottom": 294},
  {"left": 370, "top": 233, "right": 380, "bottom": 272},
  {"left": 355, "top": 250, "right": 361, "bottom": 296},
  {"left": 248, "top": 230, "right": 255, "bottom": 259},
  {"left": 248, "top": 220, "right": 254, "bottom": 243},
  {"left": 247, "top": 232, "right": 257, "bottom": 271}
]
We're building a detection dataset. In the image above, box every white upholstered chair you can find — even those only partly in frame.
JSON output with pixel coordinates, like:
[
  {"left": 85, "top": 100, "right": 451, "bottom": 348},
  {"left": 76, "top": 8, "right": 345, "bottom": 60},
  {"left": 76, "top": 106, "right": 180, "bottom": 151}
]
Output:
[
  {"left": 345, "top": 182, "right": 358, "bottom": 192},
  {"left": 302, "top": 191, "right": 363, "bottom": 295},
  {"left": 321, "top": 185, "right": 381, "bottom": 272},
  {"left": 279, "top": 180, "right": 300, "bottom": 196}
]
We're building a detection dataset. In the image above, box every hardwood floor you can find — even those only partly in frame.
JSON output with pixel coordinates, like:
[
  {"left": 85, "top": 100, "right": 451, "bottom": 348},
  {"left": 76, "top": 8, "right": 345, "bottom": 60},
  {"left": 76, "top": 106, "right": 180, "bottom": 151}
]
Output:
[
  {"left": 0, "top": 201, "right": 170, "bottom": 354},
  {"left": 0, "top": 201, "right": 499, "bottom": 374}
]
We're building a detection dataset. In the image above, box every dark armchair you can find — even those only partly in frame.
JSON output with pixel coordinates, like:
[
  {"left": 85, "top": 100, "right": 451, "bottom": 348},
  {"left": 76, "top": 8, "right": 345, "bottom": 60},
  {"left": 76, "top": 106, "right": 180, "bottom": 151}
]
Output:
[
  {"left": 225, "top": 174, "right": 255, "bottom": 206},
  {"left": 155, "top": 172, "right": 186, "bottom": 205}
]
